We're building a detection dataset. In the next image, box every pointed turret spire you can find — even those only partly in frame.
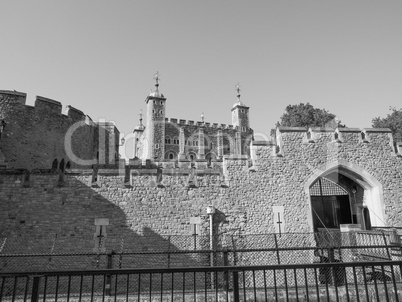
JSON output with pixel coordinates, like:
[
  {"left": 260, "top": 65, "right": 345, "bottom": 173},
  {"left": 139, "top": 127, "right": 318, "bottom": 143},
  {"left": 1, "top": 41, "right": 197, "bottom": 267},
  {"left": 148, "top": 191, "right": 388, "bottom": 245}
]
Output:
[
  {"left": 236, "top": 83, "right": 241, "bottom": 101},
  {"left": 148, "top": 71, "right": 164, "bottom": 98},
  {"left": 233, "top": 83, "right": 245, "bottom": 108},
  {"left": 134, "top": 109, "right": 145, "bottom": 132},
  {"left": 154, "top": 71, "right": 160, "bottom": 91}
]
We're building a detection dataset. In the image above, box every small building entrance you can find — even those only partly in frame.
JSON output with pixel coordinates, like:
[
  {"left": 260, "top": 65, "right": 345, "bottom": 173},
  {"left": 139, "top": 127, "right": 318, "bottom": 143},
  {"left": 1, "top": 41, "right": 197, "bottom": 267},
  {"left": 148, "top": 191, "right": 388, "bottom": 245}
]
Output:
[{"left": 310, "top": 177, "right": 352, "bottom": 232}]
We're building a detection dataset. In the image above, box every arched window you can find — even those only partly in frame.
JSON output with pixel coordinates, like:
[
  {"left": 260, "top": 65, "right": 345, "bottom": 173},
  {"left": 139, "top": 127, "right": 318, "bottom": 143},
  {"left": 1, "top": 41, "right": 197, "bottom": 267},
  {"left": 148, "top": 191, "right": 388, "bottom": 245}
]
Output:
[
  {"left": 59, "top": 159, "right": 65, "bottom": 172},
  {"left": 52, "top": 159, "right": 58, "bottom": 171},
  {"left": 165, "top": 137, "right": 171, "bottom": 144},
  {"left": 169, "top": 153, "right": 174, "bottom": 160}
]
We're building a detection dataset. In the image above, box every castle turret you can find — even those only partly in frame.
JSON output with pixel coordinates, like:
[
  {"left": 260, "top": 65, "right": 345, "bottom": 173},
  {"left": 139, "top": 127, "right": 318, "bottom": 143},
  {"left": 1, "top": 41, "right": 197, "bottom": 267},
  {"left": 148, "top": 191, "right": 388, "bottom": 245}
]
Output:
[
  {"left": 231, "top": 83, "right": 250, "bottom": 130},
  {"left": 144, "top": 72, "right": 166, "bottom": 160},
  {"left": 133, "top": 110, "right": 145, "bottom": 158},
  {"left": 231, "top": 83, "right": 251, "bottom": 155}
]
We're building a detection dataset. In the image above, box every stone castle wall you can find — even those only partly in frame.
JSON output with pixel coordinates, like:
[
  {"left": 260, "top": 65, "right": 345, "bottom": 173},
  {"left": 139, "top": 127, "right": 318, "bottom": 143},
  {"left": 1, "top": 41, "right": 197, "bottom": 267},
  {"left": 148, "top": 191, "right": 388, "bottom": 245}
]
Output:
[
  {"left": 0, "top": 91, "right": 119, "bottom": 170},
  {"left": 1, "top": 127, "right": 401, "bottom": 247}
]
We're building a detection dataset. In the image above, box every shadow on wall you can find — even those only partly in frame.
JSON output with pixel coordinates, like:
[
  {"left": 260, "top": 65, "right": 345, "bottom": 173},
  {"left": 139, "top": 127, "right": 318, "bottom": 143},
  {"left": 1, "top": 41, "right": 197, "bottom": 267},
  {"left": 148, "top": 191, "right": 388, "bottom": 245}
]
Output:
[{"left": 0, "top": 172, "right": 209, "bottom": 272}]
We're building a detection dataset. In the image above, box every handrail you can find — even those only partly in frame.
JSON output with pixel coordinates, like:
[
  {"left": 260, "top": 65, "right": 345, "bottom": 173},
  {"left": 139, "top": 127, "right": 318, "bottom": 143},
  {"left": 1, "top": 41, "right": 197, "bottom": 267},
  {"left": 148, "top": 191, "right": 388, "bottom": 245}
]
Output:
[{"left": 2, "top": 260, "right": 402, "bottom": 277}]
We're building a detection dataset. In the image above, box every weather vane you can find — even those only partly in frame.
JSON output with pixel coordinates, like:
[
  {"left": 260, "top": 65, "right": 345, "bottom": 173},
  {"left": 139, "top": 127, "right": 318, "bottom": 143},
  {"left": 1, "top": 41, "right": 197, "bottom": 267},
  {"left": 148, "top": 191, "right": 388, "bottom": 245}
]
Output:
[
  {"left": 235, "top": 83, "right": 241, "bottom": 100},
  {"left": 154, "top": 71, "right": 160, "bottom": 86}
]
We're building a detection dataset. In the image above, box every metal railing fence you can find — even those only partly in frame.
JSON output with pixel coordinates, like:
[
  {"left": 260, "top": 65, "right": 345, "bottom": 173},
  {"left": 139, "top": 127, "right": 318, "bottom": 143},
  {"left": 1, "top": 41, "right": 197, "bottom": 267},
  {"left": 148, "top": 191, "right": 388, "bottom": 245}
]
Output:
[
  {"left": 1, "top": 260, "right": 402, "bottom": 302},
  {"left": 1, "top": 230, "right": 401, "bottom": 273}
]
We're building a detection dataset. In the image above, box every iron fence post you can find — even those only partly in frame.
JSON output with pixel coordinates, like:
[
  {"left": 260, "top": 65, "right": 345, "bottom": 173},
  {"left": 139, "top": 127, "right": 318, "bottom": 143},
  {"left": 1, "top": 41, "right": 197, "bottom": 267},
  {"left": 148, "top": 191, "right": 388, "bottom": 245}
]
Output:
[
  {"left": 223, "top": 250, "right": 228, "bottom": 292},
  {"left": 106, "top": 252, "right": 113, "bottom": 295},
  {"left": 167, "top": 236, "right": 171, "bottom": 268},
  {"left": 31, "top": 276, "right": 40, "bottom": 302},
  {"left": 232, "top": 271, "right": 240, "bottom": 302}
]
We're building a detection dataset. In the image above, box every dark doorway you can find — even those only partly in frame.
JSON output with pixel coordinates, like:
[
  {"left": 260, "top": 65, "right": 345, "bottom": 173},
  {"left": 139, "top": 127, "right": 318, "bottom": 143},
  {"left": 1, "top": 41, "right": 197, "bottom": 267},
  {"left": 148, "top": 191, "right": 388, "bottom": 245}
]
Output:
[
  {"left": 310, "top": 177, "right": 352, "bottom": 232},
  {"left": 311, "top": 195, "right": 352, "bottom": 232}
]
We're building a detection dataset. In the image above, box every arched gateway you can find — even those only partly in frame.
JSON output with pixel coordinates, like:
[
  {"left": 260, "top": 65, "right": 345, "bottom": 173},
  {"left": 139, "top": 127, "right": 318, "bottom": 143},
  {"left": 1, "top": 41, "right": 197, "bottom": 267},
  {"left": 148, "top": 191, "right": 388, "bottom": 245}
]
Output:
[{"left": 304, "top": 160, "right": 386, "bottom": 232}]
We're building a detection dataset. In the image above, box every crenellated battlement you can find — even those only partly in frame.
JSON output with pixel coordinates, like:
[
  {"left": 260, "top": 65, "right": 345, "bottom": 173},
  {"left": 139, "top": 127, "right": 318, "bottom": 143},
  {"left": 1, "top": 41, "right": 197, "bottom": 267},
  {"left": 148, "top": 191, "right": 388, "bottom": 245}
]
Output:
[
  {"left": 0, "top": 90, "right": 120, "bottom": 170},
  {"left": 0, "top": 90, "right": 88, "bottom": 122},
  {"left": 250, "top": 127, "right": 401, "bottom": 161},
  {"left": 276, "top": 126, "right": 394, "bottom": 144},
  {"left": 165, "top": 117, "right": 239, "bottom": 130}
]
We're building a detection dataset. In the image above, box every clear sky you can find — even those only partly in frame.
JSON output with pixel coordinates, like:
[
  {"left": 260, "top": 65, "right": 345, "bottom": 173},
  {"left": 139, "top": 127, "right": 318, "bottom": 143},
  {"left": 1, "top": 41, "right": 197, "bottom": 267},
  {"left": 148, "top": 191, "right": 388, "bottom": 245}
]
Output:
[{"left": 1, "top": 1, "right": 401, "bottom": 158}]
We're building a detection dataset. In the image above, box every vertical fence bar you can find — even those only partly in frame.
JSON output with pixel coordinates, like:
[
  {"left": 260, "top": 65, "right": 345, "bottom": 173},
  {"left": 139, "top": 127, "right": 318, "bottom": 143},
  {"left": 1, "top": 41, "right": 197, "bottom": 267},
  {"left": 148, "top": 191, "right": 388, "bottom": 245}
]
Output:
[
  {"left": 242, "top": 271, "right": 246, "bottom": 302},
  {"left": 193, "top": 272, "right": 196, "bottom": 302},
  {"left": 215, "top": 271, "right": 218, "bottom": 302},
  {"left": 304, "top": 268, "right": 309, "bottom": 302},
  {"left": 263, "top": 270, "right": 267, "bottom": 302},
  {"left": 253, "top": 270, "right": 257, "bottom": 302},
  {"left": 284, "top": 268, "right": 289, "bottom": 302},
  {"left": 171, "top": 273, "right": 175, "bottom": 302},
  {"left": 293, "top": 268, "right": 298, "bottom": 302},
  {"left": 331, "top": 264, "right": 339, "bottom": 302},
  {"left": 90, "top": 274, "right": 95, "bottom": 302},
  {"left": 114, "top": 274, "right": 118, "bottom": 302},
  {"left": 67, "top": 275, "right": 71, "bottom": 302},
  {"left": 390, "top": 264, "right": 399, "bottom": 302},
  {"left": 381, "top": 265, "right": 389, "bottom": 302},
  {"left": 343, "top": 265, "right": 349, "bottom": 302},
  {"left": 314, "top": 268, "right": 320, "bottom": 302},
  {"left": 362, "top": 266, "right": 369, "bottom": 302},
  {"left": 138, "top": 274, "right": 141, "bottom": 302},
  {"left": 126, "top": 274, "right": 129, "bottom": 302},
  {"left": 23, "top": 276, "right": 29, "bottom": 302},
  {"left": 372, "top": 265, "right": 380, "bottom": 302},
  {"left": 324, "top": 266, "right": 330, "bottom": 302},
  {"left": 231, "top": 236, "right": 237, "bottom": 266},
  {"left": 352, "top": 266, "right": 360, "bottom": 302},
  {"left": 183, "top": 272, "right": 186, "bottom": 302},
  {"left": 204, "top": 271, "right": 207, "bottom": 302},
  {"left": 79, "top": 275, "right": 83, "bottom": 302},
  {"left": 31, "top": 276, "right": 40, "bottom": 302},
  {"left": 0, "top": 277, "right": 4, "bottom": 302},
  {"left": 160, "top": 273, "right": 163, "bottom": 302},
  {"left": 149, "top": 273, "right": 152, "bottom": 302},
  {"left": 232, "top": 271, "right": 239, "bottom": 302},
  {"left": 102, "top": 274, "right": 106, "bottom": 302},
  {"left": 11, "top": 276, "right": 17, "bottom": 302},
  {"left": 106, "top": 253, "right": 112, "bottom": 296},
  {"left": 167, "top": 236, "right": 171, "bottom": 268},
  {"left": 273, "top": 269, "right": 278, "bottom": 302}
]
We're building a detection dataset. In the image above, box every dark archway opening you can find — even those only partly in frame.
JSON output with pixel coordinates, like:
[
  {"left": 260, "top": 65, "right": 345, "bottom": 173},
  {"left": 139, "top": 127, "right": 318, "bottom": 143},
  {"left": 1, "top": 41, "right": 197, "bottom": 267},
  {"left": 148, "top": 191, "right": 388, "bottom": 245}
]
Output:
[{"left": 310, "top": 177, "right": 352, "bottom": 232}]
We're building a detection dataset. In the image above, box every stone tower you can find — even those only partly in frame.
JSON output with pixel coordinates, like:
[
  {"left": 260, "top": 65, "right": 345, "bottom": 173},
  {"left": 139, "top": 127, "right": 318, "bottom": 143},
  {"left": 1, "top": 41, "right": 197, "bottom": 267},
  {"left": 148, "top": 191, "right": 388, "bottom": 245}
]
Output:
[
  {"left": 133, "top": 110, "right": 145, "bottom": 158},
  {"left": 144, "top": 72, "right": 166, "bottom": 160},
  {"left": 231, "top": 83, "right": 250, "bottom": 130},
  {"left": 231, "top": 83, "right": 250, "bottom": 154}
]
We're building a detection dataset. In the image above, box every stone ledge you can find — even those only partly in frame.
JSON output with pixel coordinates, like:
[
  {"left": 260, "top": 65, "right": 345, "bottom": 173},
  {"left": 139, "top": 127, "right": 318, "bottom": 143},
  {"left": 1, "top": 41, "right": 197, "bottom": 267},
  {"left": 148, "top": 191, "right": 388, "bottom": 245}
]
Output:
[
  {"left": 223, "top": 155, "right": 249, "bottom": 160},
  {"left": 277, "top": 127, "right": 307, "bottom": 132},
  {"left": 337, "top": 128, "right": 361, "bottom": 133},
  {"left": 362, "top": 128, "right": 392, "bottom": 133},
  {"left": 251, "top": 141, "right": 275, "bottom": 146},
  {"left": 36, "top": 95, "right": 62, "bottom": 107}
]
